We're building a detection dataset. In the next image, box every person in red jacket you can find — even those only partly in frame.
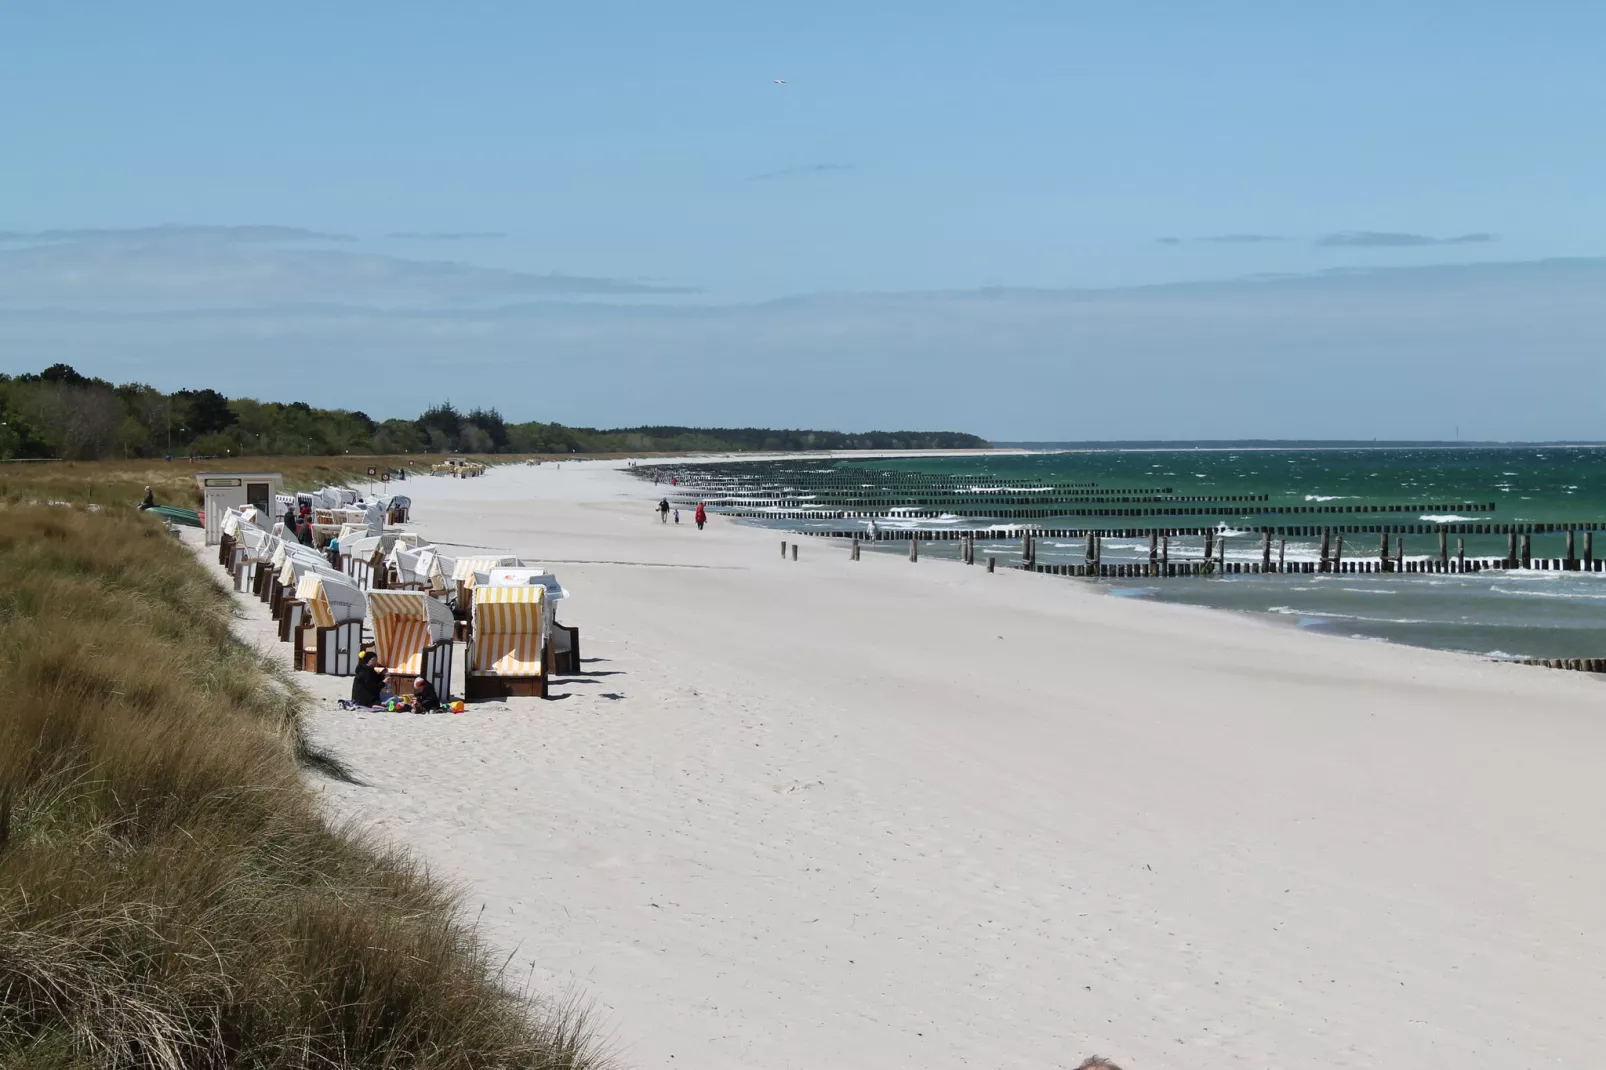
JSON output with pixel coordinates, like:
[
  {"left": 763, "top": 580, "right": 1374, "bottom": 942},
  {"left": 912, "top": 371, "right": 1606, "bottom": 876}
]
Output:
[{"left": 694, "top": 502, "right": 707, "bottom": 530}]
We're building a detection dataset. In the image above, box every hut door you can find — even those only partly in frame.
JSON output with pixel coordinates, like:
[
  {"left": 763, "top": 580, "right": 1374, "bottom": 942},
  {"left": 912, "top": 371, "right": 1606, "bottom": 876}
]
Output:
[{"left": 247, "top": 482, "right": 272, "bottom": 511}]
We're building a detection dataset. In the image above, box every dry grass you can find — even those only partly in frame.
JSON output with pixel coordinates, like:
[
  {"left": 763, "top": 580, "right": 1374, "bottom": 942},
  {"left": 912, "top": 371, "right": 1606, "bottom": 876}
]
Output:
[
  {"left": 0, "top": 456, "right": 514, "bottom": 511},
  {"left": 0, "top": 506, "right": 607, "bottom": 1069}
]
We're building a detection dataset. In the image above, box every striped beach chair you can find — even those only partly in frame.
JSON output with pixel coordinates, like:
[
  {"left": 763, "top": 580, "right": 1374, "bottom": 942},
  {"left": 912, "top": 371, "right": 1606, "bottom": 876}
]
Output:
[
  {"left": 293, "top": 572, "right": 366, "bottom": 675},
  {"left": 465, "top": 584, "right": 548, "bottom": 699},
  {"left": 473, "top": 568, "right": 580, "bottom": 674},
  {"left": 367, "top": 590, "right": 457, "bottom": 699}
]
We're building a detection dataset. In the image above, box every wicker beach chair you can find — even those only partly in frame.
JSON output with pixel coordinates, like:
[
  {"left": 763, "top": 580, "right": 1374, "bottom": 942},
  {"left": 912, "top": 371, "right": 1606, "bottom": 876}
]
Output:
[
  {"left": 464, "top": 584, "right": 548, "bottom": 699},
  {"left": 293, "top": 571, "right": 367, "bottom": 675},
  {"left": 366, "top": 590, "right": 457, "bottom": 699}
]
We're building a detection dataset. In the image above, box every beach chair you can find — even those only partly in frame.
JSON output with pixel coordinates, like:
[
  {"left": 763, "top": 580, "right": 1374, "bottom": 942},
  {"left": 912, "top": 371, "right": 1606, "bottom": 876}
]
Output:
[
  {"left": 449, "top": 555, "right": 524, "bottom": 633},
  {"left": 473, "top": 568, "right": 581, "bottom": 674},
  {"left": 292, "top": 571, "right": 367, "bottom": 675},
  {"left": 366, "top": 590, "right": 457, "bottom": 699},
  {"left": 464, "top": 584, "right": 549, "bottom": 699},
  {"left": 387, "top": 495, "right": 412, "bottom": 524},
  {"left": 232, "top": 524, "right": 273, "bottom": 594}
]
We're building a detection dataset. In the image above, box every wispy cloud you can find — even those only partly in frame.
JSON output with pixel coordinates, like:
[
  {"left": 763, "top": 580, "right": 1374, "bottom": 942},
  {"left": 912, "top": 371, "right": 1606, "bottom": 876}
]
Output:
[
  {"left": 0, "top": 227, "right": 693, "bottom": 308},
  {"left": 1158, "top": 234, "right": 1287, "bottom": 246},
  {"left": 387, "top": 231, "right": 507, "bottom": 241},
  {"left": 1316, "top": 231, "right": 1497, "bottom": 248},
  {"left": 746, "top": 163, "right": 856, "bottom": 182},
  {"left": 0, "top": 224, "right": 351, "bottom": 243}
]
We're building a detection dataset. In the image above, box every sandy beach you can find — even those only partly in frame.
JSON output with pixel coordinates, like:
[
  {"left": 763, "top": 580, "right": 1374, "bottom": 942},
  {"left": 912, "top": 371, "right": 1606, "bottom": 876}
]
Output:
[{"left": 214, "top": 460, "right": 1606, "bottom": 1068}]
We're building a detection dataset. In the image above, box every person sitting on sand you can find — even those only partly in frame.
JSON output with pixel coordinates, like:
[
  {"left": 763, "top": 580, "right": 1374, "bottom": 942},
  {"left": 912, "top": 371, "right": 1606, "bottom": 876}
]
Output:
[
  {"left": 140, "top": 486, "right": 154, "bottom": 510},
  {"left": 351, "top": 651, "right": 389, "bottom": 707},
  {"left": 412, "top": 676, "right": 441, "bottom": 713}
]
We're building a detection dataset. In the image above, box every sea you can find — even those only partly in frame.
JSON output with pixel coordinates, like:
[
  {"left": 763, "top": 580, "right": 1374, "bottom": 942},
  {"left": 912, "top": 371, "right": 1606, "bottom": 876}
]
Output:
[{"left": 720, "top": 444, "right": 1606, "bottom": 662}]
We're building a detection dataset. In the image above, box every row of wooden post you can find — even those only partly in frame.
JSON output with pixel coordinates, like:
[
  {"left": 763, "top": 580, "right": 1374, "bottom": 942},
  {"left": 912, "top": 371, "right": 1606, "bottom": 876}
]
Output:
[{"left": 835, "top": 529, "right": 1601, "bottom": 576}]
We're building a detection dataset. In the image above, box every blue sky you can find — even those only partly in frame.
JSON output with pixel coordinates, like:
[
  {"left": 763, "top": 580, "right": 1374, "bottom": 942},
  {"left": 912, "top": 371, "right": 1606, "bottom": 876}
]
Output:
[{"left": 2, "top": 3, "right": 1604, "bottom": 436}]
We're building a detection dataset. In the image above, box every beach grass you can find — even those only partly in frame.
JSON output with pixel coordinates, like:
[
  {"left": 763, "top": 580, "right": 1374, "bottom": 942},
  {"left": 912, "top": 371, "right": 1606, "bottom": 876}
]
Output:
[{"left": 0, "top": 505, "right": 606, "bottom": 1069}]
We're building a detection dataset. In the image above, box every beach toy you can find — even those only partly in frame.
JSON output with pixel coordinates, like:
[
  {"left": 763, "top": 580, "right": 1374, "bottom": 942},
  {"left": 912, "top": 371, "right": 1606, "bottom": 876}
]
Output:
[{"left": 450, "top": 700, "right": 466, "bottom": 714}]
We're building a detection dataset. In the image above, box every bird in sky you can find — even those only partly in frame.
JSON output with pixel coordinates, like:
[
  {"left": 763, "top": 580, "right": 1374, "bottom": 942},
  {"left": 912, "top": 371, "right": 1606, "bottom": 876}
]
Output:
[{"left": 773, "top": 78, "right": 787, "bottom": 84}]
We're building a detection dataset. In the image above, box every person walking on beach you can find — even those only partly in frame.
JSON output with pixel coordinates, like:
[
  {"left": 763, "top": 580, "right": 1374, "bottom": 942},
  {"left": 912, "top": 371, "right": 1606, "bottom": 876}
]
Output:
[
  {"left": 695, "top": 502, "right": 707, "bottom": 530},
  {"left": 658, "top": 498, "right": 670, "bottom": 523}
]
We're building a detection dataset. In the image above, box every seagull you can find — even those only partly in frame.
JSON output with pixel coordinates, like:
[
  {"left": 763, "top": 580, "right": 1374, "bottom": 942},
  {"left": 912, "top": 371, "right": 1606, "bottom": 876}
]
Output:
[{"left": 773, "top": 78, "right": 787, "bottom": 84}]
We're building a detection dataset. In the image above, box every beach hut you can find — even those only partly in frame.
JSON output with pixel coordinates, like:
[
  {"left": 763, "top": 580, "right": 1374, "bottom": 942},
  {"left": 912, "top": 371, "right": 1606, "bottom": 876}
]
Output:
[
  {"left": 292, "top": 571, "right": 366, "bottom": 675},
  {"left": 465, "top": 583, "right": 548, "bottom": 699},
  {"left": 197, "top": 472, "right": 282, "bottom": 546},
  {"left": 366, "top": 590, "right": 457, "bottom": 699}
]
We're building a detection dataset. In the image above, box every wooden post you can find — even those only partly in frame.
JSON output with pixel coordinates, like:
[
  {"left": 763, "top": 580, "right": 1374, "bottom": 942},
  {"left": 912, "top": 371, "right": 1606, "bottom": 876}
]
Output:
[
  {"left": 1395, "top": 535, "right": 1404, "bottom": 573},
  {"left": 910, "top": 538, "right": 918, "bottom": 563},
  {"left": 1507, "top": 531, "right": 1517, "bottom": 567},
  {"left": 791, "top": 543, "right": 798, "bottom": 562},
  {"left": 1216, "top": 535, "right": 1226, "bottom": 574},
  {"left": 1439, "top": 529, "right": 1448, "bottom": 567},
  {"left": 851, "top": 540, "right": 860, "bottom": 561},
  {"left": 1565, "top": 529, "right": 1576, "bottom": 570},
  {"left": 1380, "top": 531, "right": 1389, "bottom": 572},
  {"left": 1457, "top": 537, "right": 1465, "bottom": 571},
  {"left": 1278, "top": 538, "right": 1286, "bottom": 573},
  {"left": 1161, "top": 535, "right": 1170, "bottom": 568},
  {"left": 1085, "top": 531, "right": 1095, "bottom": 566},
  {"left": 1333, "top": 534, "right": 1344, "bottom": 572},
  {"left": 1150, "top": 532, "right": 1159, "bottom": 570},
  {"left": 987, "top": 556, "right": 996, "bottom": 573},
  {"left": 1261, "top": 531, "right": 1271, "bottom": 571},
  {"left": 781, "top": 540, "right": 788, "bottom": 558},
  {"left": 1319, "top": 529, "right": 1331, "bottom": 573},
  {"left": 1586, "top": 531, "right": 1595, "bottom": 569},
  {"left": 1520, "top": 533, "right": 1531, "bottom": 568}
]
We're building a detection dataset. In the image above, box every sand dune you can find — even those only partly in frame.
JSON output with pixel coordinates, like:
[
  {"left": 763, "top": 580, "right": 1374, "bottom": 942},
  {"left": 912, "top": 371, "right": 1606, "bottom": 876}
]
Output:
[{"left": 220, "top": 460, "right": 1606, "bottom": 1068}]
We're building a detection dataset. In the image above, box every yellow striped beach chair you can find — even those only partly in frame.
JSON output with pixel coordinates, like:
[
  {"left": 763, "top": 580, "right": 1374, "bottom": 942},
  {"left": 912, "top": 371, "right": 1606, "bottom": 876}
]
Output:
[
  {"left": 465, "top": 584, "right": 548, "bottom": 699},
  {"left": 293, "top": 572, "right": 366, "bottom": 675},
  {"left": 367, "top": 590, "right": 456, "bottom": 698}
]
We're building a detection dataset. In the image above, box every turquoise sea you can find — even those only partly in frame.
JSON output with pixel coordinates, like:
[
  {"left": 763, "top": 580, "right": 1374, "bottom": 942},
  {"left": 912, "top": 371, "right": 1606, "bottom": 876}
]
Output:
[{"left": 680, "top": 445, "right": 1606, "bottom": 661}]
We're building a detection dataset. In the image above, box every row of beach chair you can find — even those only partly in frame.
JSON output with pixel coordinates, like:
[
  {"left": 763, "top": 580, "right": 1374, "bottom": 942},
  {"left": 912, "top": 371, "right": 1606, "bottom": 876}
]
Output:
[{"left": 216, "top": 498, "right": 577, "bottom": 701}]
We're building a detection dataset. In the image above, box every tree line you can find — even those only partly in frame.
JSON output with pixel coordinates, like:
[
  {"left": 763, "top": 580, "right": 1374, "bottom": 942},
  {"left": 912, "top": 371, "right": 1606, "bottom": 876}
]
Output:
[{"left": 0, "top": 364, "right": 988, "bottom": 460}]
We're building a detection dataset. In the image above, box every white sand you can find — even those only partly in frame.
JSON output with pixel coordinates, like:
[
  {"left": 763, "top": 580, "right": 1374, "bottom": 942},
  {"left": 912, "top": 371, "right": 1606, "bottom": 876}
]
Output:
[{"left": 210, "top": 461, "right": 1606, "bottom": 1068}]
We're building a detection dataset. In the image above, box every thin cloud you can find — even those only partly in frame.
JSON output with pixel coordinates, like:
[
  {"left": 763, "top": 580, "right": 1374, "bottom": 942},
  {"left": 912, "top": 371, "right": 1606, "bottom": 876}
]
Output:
[
  {"left": 1317, "top": 231, "right": 1497, "bottom": 248},
  {"left": 387, "top": 231, "right": 507, "bottom": 241},
  {"left": 746, "top": 163, "right": 856, "bottom": 182},
  {"left": 1158, "top": 234, "right": 1286, "bottom": 245},
  {"left": 0, "top": 224, "right": 351, "bottom": 243},
  {"left": 0, "top": 233, "right": 695, "bottom": 308}
]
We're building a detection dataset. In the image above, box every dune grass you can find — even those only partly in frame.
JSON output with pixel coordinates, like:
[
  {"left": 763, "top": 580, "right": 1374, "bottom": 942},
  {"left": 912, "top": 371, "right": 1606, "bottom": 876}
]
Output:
[
  {"left": 0, "top": 456, "right": 499, "bottom": 511},
  {"left": 0, "top": 505, "right": 606, "bottom": 1069}
]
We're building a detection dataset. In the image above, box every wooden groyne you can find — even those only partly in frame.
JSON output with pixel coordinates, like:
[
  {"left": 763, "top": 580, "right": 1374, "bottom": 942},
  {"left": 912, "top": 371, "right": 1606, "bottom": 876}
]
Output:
[
  {"left": 701, "top": 501, "right": 1497, "bottom": 522},
  {"left": 802, "top": 520, "right": 1602, "bottom": 540}
]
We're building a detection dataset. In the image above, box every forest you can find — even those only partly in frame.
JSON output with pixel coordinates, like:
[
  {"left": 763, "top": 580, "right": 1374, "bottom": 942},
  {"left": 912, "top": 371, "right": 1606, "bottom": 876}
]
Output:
[{"left": 0, "top": 364, "right": 987, "bottom": 459}]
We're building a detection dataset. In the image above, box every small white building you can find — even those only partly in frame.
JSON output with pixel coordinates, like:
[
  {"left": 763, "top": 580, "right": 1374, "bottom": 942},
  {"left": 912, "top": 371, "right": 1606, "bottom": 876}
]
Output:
[{"left": 197, "top": 471, "right": 283, "bottom": 545}]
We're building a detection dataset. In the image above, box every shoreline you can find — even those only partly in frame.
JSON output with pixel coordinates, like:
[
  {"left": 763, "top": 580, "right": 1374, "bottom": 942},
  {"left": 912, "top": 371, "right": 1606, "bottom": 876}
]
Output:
[{"left": 240, "top": 458, "right": 1606, "bottom": 1068}]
